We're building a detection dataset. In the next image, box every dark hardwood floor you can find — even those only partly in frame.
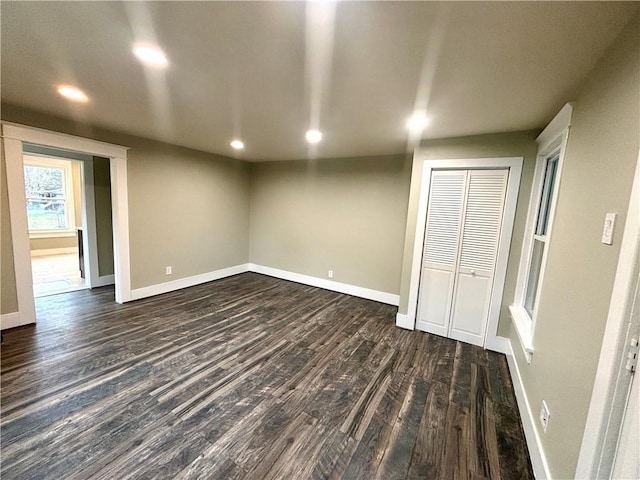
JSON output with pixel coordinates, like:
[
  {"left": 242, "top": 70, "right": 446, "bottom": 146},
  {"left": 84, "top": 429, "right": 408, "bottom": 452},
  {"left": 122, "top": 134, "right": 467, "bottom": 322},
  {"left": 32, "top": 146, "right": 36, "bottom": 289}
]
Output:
[{"left": 0, "top": 273, "right": 533, "bottom": 479}]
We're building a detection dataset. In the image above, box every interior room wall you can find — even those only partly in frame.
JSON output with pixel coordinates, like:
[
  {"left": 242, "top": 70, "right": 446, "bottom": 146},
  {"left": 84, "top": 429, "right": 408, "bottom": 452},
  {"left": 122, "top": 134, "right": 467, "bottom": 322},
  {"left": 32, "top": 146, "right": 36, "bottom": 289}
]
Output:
[
  {"left": 397, "top": 130, "right": 540, "bottom": 338},
  {"left": 1, "top": 105, "right": 252, "bottom": 292},
  {"left": 509, "top": 13, "right": 640, "bottom": 479},
  {"left": 249, "top": 154, "right": 411, "bottom": 296},
  {"left": 29, "top": 236, "right": 76, "bottom": 251},
  {"left": 93, "top": 156, "right": 114, "bottom": 277},
  {"left": 1, "top": 146, "right": 19, "bottom": 314}
]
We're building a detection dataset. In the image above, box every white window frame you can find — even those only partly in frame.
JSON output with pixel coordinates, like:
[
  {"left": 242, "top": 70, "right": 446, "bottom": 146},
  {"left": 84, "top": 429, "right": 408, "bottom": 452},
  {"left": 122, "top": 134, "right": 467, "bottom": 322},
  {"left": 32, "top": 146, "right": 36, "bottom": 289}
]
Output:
[
  {"left": 510, "top": 103, "right": 573, "bottom": 362},
  {"left": 23, "top": 155, "right": 77, "bottom": 237}
]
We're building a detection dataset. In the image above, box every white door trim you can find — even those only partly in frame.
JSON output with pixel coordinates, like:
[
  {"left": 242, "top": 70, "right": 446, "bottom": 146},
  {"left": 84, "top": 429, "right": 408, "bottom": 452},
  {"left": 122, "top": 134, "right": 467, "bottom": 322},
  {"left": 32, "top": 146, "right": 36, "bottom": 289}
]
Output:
[
  {"left": 2, "top": 122, "right": 131, "bottom": 327},
  {"left": 79, "top": 158, "right": 114, "bottom": 289},
  {"left": 81, "top": 158, "right": 97, "bottom": 288},
  {"left": 401, "top": 156, "right": 522, "bottom": 349},
  {"left": 576, "top": 148, "right": 640, "bottom": 478}
]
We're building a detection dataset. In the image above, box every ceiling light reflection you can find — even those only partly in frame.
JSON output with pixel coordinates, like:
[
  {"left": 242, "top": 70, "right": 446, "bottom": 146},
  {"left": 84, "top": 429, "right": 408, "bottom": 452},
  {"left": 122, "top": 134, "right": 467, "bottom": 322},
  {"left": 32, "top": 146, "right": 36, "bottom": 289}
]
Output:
[
  {"left": 133, "top": 44, "right": 168, "bottom": 68},
  {"left": 305, "top": 129, "right": 323, "bottom": 144},
  {"left": 57, "top": 85, "right": 89, "bottom": 102}
]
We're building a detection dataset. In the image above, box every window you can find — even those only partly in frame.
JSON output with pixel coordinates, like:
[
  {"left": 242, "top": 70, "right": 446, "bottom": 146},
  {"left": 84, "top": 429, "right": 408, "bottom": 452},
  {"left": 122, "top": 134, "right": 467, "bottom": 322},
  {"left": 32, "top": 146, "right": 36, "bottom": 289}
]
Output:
[
  {"left": 524, "top": 152, "right": 559, "bottom": 316},
  {"left": 510, "top": 104, "right": 572, "bottom": 362},
  {"left": 23, "top": 156, "right": 76, "bottom": 234}
]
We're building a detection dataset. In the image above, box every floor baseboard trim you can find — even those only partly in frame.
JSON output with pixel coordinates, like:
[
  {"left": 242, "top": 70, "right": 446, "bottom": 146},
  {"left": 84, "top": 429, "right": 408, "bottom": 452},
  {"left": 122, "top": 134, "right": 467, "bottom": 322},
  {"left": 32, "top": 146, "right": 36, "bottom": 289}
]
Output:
[
  {"left": 505, "top": 339, "right": 552, "bottom": 480},
  {"left": 130, "top": 264, "right": 250, "bottom": 301},
  {"left": 485, "top": 335, "right": 511, "bottom": 355},
  {"left": 248, "top": 264, "right": 400, "bottom": 306},
  {"left": 1, "top": 311, "right": 22, "bottom": 330},
  {"left": 30, "top": 247, "right": 77, "bottom": 257},
  {"left": 395, "top": 313, "right": 414, "bottom": 330}
]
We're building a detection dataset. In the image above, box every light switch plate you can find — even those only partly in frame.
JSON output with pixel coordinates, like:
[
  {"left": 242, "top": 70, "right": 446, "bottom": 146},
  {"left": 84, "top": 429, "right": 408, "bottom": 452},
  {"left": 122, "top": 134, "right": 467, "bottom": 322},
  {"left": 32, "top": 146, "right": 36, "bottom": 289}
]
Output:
[{"left": 602, "top": 213, "right": 616, "bottom": 245}]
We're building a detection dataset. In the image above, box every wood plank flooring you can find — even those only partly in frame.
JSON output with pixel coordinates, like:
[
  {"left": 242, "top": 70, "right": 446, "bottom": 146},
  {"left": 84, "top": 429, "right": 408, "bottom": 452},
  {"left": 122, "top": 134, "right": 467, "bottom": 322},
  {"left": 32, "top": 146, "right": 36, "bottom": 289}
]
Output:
[{"left": 0, "top": 273, "right": 534, "bottom": 479}]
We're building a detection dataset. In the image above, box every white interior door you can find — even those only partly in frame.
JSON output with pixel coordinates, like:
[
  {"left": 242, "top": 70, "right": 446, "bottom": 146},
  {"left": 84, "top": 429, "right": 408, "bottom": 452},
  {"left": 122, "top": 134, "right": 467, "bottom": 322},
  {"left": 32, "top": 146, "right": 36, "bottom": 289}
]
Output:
[
  {"left": 449, "top": 170, "right": 507, "bottom": 345},
  {"left": 416, "top": 171, "right": 466, "bottom": 336},
  {"left": 416, "top": 168, "right": 508, "bottom": 347}
]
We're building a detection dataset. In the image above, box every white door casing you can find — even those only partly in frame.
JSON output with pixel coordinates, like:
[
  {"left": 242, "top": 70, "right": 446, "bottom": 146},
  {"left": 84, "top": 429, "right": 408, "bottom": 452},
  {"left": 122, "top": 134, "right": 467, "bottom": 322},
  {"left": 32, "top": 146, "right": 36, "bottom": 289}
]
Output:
[
  {"left": 2, "top": 122, "right": 131, "bottom": 328},
  {"left": 81, "top": 158, "right": 116, "bottom": 288},
  {"left": 416, "top": 168, "right": 508, "bottom": 346},
  {"left": 401, "top": 156, "right": 522, "bottom": 352},
  {"left": 611, "top": 352, "right": 639, "bottom": 479}
]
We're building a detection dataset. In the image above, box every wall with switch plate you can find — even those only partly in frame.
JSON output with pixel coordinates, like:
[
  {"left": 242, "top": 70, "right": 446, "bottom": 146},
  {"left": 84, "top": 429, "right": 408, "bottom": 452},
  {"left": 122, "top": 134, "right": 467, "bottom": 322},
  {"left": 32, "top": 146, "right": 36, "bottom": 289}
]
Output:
[{"left": 509, "top": 12, "right": 640, "bottom": 479}]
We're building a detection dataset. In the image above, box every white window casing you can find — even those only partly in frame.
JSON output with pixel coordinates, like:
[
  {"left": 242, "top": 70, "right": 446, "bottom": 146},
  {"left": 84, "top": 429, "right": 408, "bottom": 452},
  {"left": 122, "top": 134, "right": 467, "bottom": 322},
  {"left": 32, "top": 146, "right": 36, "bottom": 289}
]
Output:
[{"left": 510, "top": 103, "right": 573, "bottom": 362}]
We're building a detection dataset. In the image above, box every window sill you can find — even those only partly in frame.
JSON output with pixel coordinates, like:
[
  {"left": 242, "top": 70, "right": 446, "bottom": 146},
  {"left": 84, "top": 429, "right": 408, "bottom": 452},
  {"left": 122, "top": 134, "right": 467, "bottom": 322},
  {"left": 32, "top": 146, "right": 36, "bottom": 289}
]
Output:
[
  {"left": 509, "top": 305, "right": 535, "bottom": 363},
  {"left": 29, "top": 230, "right": 78, "bottom": 239}
]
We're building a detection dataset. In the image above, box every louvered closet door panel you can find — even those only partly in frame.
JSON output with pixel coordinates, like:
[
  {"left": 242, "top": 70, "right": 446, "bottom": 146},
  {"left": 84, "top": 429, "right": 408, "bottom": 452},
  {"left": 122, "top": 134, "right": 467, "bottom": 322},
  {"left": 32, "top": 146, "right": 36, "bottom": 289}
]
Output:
[
  {"left": 449, "top": 169, "right": 508, "bottom": 346},
  {"left": 416, "top": 170, "right": 466, "bottom": 336}
]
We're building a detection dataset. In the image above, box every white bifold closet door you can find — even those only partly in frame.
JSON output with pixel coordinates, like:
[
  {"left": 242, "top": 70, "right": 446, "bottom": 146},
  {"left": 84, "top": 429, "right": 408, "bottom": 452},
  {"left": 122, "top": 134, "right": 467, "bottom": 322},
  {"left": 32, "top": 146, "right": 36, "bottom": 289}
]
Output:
[{"left": 416, "top": 169, "right": 508, "bottom": 346}]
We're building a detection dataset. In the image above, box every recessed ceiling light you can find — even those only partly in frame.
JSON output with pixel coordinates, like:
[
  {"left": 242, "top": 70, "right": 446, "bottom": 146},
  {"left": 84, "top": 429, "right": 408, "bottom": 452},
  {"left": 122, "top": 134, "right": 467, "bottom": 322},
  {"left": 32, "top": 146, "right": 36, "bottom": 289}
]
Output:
[
  {"left": 133, "top": 44, "right": 168, "bottom": 68},
  {"left": 305, "top": 129, "right": 323, "bottom": 144},
  {"left": 57, "top": 85, "right": 89, "bottom": 103},
  {"left": 407, "top": 113, "right": 429, "bottom": 132},
  {"left": 230, "top": 140, "right": 244, "bottom": 150}
]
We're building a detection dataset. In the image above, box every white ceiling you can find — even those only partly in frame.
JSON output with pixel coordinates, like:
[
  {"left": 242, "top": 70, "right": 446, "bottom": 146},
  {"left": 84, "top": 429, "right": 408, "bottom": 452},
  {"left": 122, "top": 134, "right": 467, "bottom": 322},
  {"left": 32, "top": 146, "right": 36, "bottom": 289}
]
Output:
[{"left": 1, "top": 1, "right": 637, "bottom": 161}]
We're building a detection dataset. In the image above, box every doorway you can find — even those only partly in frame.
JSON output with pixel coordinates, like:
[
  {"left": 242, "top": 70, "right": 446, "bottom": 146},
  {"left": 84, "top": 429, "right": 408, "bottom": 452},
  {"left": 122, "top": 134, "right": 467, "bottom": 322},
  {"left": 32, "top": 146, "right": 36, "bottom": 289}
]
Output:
[
  {"left": 575, "top": 148, "right": 640, "bottom": 478},
  {"left": 22, "top": 145, "right": 115, "bottom": 298},
  {"left": 2, "top": 122, "right": 130, "bottom": 329},
  {"left": 402, "top": 156, "right": 522, "bottom": 349},
  {"left": 24, "top": 151, "right": 86, "bottom": 297}
]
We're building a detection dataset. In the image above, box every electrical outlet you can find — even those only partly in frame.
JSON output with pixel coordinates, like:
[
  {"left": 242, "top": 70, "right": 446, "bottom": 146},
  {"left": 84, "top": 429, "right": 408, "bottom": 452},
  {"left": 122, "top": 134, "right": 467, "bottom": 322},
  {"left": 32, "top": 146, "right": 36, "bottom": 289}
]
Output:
[
  {"left": 328, "top": 270, "right": 334, "bottom": 279},
  {"left": 539, "top": 400, "right": 550, "bottom": 433},
  {"left": 165, "top": 266, "right": 172, "bottom": 275}
]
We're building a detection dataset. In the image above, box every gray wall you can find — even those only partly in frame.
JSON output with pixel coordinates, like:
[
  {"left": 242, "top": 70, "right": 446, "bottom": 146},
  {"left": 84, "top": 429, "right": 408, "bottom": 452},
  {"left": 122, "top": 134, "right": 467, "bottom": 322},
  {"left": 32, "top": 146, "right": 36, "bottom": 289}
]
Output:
[
  {"left": 397, "top": 130, "right": 540, "bottom": 338},
  {"left": 1, "top": 146, "right": 18, "bottom": 314},
  {"left": 250, "top": 155, "right": 411, "bottom": 295},
  {"left": 93, "top": 157, "right": 114, "bottom": 277},
  {"left": 1, "top": 104, "right": 252, "bottom": 293},
  {"left": 509, "top": 13, "right": 640, "bottom": 479},
  {"left": 127, "top": 140, "right": 250, "bottom": 289}
]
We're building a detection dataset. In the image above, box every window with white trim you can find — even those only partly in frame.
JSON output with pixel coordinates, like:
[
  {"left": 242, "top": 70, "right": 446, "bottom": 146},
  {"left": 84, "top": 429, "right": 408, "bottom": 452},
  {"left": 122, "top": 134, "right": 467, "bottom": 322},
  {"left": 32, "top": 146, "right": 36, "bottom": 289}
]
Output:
[
  {"left": 524, "top": 150, "right": 559, "bottom": 316},
  {"left": 510, "top": 103, "right": 572, "bottom": 362},
  {"left": 23, "top": 156, "right": 76, "bottom": 234}
]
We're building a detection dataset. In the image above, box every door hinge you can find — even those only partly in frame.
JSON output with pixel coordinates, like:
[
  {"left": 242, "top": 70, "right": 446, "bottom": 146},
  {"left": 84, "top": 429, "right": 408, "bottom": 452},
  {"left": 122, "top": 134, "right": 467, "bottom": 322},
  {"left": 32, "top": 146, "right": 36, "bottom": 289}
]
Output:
[{"left": 625, "top": 338, "right": 639, "bottom": 373}]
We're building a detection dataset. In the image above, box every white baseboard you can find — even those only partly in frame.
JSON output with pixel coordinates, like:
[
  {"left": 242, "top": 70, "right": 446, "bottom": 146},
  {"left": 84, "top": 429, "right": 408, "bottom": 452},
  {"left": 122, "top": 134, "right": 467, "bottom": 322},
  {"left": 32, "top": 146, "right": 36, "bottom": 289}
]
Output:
[
  {"left": 248, "top": 264, "right": 399, "bottom": 306},
  {"left": 395, "top": 313, "right": 414, "bottom": 330},
  {"left": 1, "top": 311, "right": 21, "bottom": 330},
  {"left": 129, "top": 263, "right": 400, "bottom": 306},
  {"left": 485, "top": 335, "right": 511, "bottom": 354},
  {"left": 91, "top": 274, "right": 115, "bottom": 288},
  {"left": 505, "top": 339, "right": 552, "bottom": 479},
  {"left": 30, "top": 247, "right": 77, "bottom": 257},
  {"left": 130, "top": 264, "right": 250, "bottom": 301}
]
